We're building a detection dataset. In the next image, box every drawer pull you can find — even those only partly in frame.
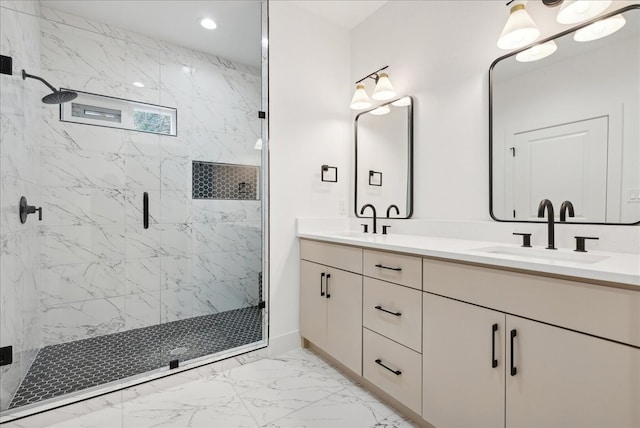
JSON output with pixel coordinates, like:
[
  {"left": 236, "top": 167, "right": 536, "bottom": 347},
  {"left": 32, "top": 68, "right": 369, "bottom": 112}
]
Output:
[
  {"left": 326, "top": 273, "right": 331, "bottom": 298},
  {"left": 374, "top": 305, "right": 402, "bottom": 317},
  {"left": 375, "top": 358, "right": 402, "bottom": 376},
  {"left": 375, "top": 264, "right": 402, "bottom": 271},
  {"left": 491, "top": 323, "right": 498, "bottom": 368},
  {"left": 510, "top": 329, "right": 517, "bottom": 376},
  {"left": 320, "top": 272, "right": 325, "bottom": 297}
]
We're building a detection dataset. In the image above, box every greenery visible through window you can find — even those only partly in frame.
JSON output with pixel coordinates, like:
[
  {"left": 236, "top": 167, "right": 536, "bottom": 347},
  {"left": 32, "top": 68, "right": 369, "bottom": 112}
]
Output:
[{"left": 133, "top": 110, "right": 172, "bottom": 134}]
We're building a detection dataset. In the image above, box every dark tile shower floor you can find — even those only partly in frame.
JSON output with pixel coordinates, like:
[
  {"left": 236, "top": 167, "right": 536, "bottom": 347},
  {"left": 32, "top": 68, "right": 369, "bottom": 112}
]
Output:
[{"left": 9, "top": 306, "right": 263, "bottom": 409}]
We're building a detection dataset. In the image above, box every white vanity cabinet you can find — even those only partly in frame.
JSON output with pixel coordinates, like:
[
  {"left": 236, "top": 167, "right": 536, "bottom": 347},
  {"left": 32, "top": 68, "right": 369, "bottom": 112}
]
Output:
[
  {"left": 361, "top": 249, "right": 423, "bottom": 414},
  {"left": 299, "top": 240, "right": 363, "bottom": 375},
  {"left": 299, "top": 236, "right": 639, "bottom": 427},
  {"left": 423, "top": 293, "right": 506, "bottom": 427},
  {"left": 423, "top": 260, "right": 640, "bottom": 428}
]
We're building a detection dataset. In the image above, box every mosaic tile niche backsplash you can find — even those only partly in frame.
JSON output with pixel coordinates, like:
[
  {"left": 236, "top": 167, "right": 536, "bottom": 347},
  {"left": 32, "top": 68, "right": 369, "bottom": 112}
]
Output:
[{"left": 192, "top": 162, "right": 259, "bottom": 200}]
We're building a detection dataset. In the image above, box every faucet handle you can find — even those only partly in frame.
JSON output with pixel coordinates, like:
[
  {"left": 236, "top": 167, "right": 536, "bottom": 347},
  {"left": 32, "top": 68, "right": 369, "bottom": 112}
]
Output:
[
  {"left": 574, "top": 236, "right": 598, "bottom": 253},
  {"left": 360, "top": 224, "right": 369, "bottom": 233},
  {"left": 382, "top": 225, "right": 391, "bottom": 235},
  {"left": 513, "top": 232, "right": 532, "bottom": 248}
]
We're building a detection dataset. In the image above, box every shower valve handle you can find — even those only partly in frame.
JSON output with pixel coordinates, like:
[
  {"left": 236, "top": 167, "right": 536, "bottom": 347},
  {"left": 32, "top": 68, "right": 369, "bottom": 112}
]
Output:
[{"left": 19, "top": 196, "right": 42, "bottom": 223}]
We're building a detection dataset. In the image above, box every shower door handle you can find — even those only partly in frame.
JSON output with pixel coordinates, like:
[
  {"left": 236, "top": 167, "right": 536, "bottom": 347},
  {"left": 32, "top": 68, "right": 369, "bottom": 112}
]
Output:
[{"left": 143, "top": 192, "right": 149, "bottom": 229}]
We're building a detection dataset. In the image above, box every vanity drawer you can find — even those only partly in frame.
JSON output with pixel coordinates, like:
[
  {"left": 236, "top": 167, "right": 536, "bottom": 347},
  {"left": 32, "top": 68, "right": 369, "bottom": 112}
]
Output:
[
  {"left": 423, "top": 258, "right": 640, "bottom": 347},
  {"left": 300, "top": 239, "right": 362, "bottom": 274},
  {"left": 363, "top": 277, "right": 422, "bottom": 352},
  {"left": 363, "top": 328, "right": 422, "bottom": 414},
  {"left": 363, "top": 249, "right": 421, "bottom": 290}
]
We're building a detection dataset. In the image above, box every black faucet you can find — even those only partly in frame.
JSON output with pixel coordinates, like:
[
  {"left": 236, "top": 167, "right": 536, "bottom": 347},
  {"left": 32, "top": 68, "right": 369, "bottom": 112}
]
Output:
[
  {"left": 537, "top": 199, "right": 556, "bottom": 250},
  {"left": 386, "top": 204, "right": 400, "bottom": 218},
  {"left": 360, "top": 204, "right": 377, "bottom": 234},
  {"left": 559, "top": 201, "right": 575, "bottom": 222}
]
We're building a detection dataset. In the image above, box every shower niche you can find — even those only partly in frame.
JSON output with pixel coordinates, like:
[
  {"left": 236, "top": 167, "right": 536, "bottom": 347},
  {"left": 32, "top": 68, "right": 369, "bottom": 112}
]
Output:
[
  {"left": 60, "top": 89, "right": 178, "bottom": 136},
  {"left": 0, "top": 0, "right": 267, "bottom": 418}
]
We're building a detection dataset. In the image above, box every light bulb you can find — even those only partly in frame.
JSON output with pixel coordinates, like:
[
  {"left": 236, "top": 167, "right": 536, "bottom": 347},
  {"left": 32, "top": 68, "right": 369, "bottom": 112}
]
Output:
[
  {"left": 350, "top": 84, "right": 372, "bottom": 110},
  {"left": 370, "top": 105, "right": 390, "bottom": 115},
  {"left": 372, "top": 72, "right": 396, "bottom": 101},
  {"left": 574, "top": 14, "right": 625, "bottom": 42},
  {"left": 497, "top": 3, "right": 540, "bottom": 50},
  {"left": 516, "top": 40, "right": 557, "bottom": 62},
  {"left": 391, "top": 97, "right": 411, "bottom": 107},
  {"left": 132, "top": 81, "right": 145, "bottom": 88},
  {"left": 199, "top": 17, "right": 217, "bottom": 30},
  {"left": 254, "top": 138, "right": 262, "bottom": 150},
  {"left": 557, "top": 1, "right": 611, "bottom": 25}
]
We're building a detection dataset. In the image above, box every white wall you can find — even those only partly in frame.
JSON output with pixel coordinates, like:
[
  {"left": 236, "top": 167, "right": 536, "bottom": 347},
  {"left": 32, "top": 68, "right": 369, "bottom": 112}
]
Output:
[
  {"left": 269, "top": 0, "right": 640, "bottom": 344},
  {"left": 268, "top": 2, "right": 351, "bottom": 342},
  {"left": 351, "top": 0, "right": 640, "bottom": 221}
]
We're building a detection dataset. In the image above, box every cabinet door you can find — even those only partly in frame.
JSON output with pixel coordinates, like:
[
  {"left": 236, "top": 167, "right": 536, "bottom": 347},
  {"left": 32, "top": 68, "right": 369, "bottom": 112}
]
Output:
[
  {"left": 506, "top": 315, "right": 640, "bottom": 428},
  {"left": 300, "top": 260, "right": 327, "bottom": 348},
  {"left": 423, "top": 293, "right": 505, "bottom": 427},
  {"left": 326, "top": 267, "right": 363, "bottom": 375}
]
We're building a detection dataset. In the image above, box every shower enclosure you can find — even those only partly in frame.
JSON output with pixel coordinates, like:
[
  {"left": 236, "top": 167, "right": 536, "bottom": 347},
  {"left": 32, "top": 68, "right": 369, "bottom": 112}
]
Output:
[{"left": 0, "top": 0, "right": 268, "bottom": 418}]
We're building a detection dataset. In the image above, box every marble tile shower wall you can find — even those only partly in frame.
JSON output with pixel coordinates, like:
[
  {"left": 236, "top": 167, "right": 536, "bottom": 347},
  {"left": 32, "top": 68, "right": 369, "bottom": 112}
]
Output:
[
  {"left": 36, "top": 7, "right": 262, "bottom": 347},
  {"left": 0, "top": 1, "right": 43, "bottom": 410}
]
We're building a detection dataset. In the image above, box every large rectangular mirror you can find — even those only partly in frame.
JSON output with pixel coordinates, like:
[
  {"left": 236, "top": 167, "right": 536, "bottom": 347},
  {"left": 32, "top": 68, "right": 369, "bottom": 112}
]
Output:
[
  {"left": 490, "top": 5, "right": 639, "bottom": 225},
  {"left": 355, "top": 96, "right": 413, "bottom": 219}
]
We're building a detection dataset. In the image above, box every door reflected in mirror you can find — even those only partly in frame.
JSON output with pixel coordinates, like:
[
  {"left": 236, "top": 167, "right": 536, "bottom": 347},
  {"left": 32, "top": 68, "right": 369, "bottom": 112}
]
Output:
[
  {"left": 490, "top": 6, "right": 639, "bottom": 225},
  {"left": 355, "top": 96, "right": 413, "bottom": 219}
]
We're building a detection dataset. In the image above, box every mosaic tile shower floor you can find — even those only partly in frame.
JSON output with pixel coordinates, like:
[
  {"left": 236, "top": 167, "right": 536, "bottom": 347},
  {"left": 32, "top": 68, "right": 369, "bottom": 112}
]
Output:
[{"left": 9, "top": 306, "right": 263, "bottom": 409}]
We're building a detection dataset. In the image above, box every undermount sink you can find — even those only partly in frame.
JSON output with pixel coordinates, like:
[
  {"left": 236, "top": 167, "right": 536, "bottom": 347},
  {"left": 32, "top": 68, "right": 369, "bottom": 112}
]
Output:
[
  {"left": 473, "top": 246, "right": 609, "bottom": 264},
  {"left": 329, "top": 231, "right": 373, "bottom": 238}
]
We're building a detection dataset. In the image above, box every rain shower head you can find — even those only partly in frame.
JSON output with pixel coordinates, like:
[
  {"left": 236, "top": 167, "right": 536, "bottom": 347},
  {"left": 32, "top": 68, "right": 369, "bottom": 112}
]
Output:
[{"left": 21, "top": 70, "right": 78, "bottom": 104}]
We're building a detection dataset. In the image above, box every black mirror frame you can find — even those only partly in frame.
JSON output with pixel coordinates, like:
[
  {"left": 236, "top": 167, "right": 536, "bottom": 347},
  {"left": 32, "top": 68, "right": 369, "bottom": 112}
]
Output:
[
  {"left": 488, "top": 4, "right": 640, "bottom": 226},
  {"left": 354, "top": 96, "right": 414, "bottom": 219}
]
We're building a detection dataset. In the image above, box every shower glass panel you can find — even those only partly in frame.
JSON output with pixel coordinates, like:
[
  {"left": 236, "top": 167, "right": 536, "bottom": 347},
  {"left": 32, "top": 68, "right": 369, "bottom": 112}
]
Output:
[{"left": 0, "top": 0, "right": 267, "bottom": 417}]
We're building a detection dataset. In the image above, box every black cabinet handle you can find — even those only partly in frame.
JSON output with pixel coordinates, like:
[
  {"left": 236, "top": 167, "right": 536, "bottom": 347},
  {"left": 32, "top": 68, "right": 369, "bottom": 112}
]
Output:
[
  {"left": 510, "top": 329, "right": 517, "bottom": 376},
  {"left": 320, "top": 272, "right": 325, "bottom": 297},
  {"left": 375, "top": 305, "right": 401, "bottom": 317},
  {"left": 375, "top": 358, "right": 401, "bottom": 375},
  {"left": 143, "top": 192, "right": 149, "bottom": 229},
  {"left": 375, "top": 264, "right": 402, "bottom": 271},
  {"left": 325, "top": 273, "right": 331, "bottom": 298},
  {"left": 491, "top": 323, "right": 498, "bottom": 368}
]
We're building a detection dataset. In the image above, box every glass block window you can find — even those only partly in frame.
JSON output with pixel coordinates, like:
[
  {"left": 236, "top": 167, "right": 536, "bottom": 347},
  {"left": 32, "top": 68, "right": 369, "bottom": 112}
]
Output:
[{"left": 133, "top": 110, "right": 172, "bottom": 135}]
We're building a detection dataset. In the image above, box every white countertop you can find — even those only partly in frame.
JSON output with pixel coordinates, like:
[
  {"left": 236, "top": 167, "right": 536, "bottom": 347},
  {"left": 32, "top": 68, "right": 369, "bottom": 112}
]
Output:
[{"left": 297, "top": 231, "right": 640, "bottom": 287}]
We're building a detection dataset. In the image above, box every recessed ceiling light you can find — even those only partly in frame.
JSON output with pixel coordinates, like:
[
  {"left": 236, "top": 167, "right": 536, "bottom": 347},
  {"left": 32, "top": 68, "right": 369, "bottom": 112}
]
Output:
[
  {"left": 133, "top": 81, "right": 145, "bottom": 88},
  {"left": 199, "top": 17, "right": 217, "bottom": 30}
]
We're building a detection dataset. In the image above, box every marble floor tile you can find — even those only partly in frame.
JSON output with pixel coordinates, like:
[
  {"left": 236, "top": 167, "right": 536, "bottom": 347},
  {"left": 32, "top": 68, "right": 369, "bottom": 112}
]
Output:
[
  {"left": 223, "top": 349, "right": 347, "bottom": 425},
  {"left": 263, "top": 387, "right": 397, "bottom": 428},
  {"left": 121, "top": 376, "right": 257, "bottom": 428},
  {"left": 7, "top": 348, "right": 417, "bottom": 428}
]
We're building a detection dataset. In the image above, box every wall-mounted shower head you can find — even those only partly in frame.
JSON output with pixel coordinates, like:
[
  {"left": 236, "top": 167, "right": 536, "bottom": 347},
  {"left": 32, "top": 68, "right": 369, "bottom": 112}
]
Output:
[{"left": 21, "top": 70, "right": 78, "bottom": 104}]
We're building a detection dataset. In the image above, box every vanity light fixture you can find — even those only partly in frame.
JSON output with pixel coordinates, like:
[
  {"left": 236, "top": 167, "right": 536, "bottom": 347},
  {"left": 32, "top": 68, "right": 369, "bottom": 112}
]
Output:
[
  {"left": 574, "top": 13, "right": 625, "bottom": 42},
  {"left": 372, "top": 72, "right": 396, "bottom": 101},
  {"left": 515, "top": 40, "right": 557, "bottom": 62},
  {"left": 350, "top": 84, "right": 372, "bottom": 110},
  {"left": 557, "top": 0, "right": 612, "bottom": 24},
  {"left": 497, "top": 2, "right": 540, "bottom": 50},
  {"left": 350, "top": 65, "right": 396, "bottom": 110},
  {"left": 199, "top": 17, "right": 217, "bottom": 30}
]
